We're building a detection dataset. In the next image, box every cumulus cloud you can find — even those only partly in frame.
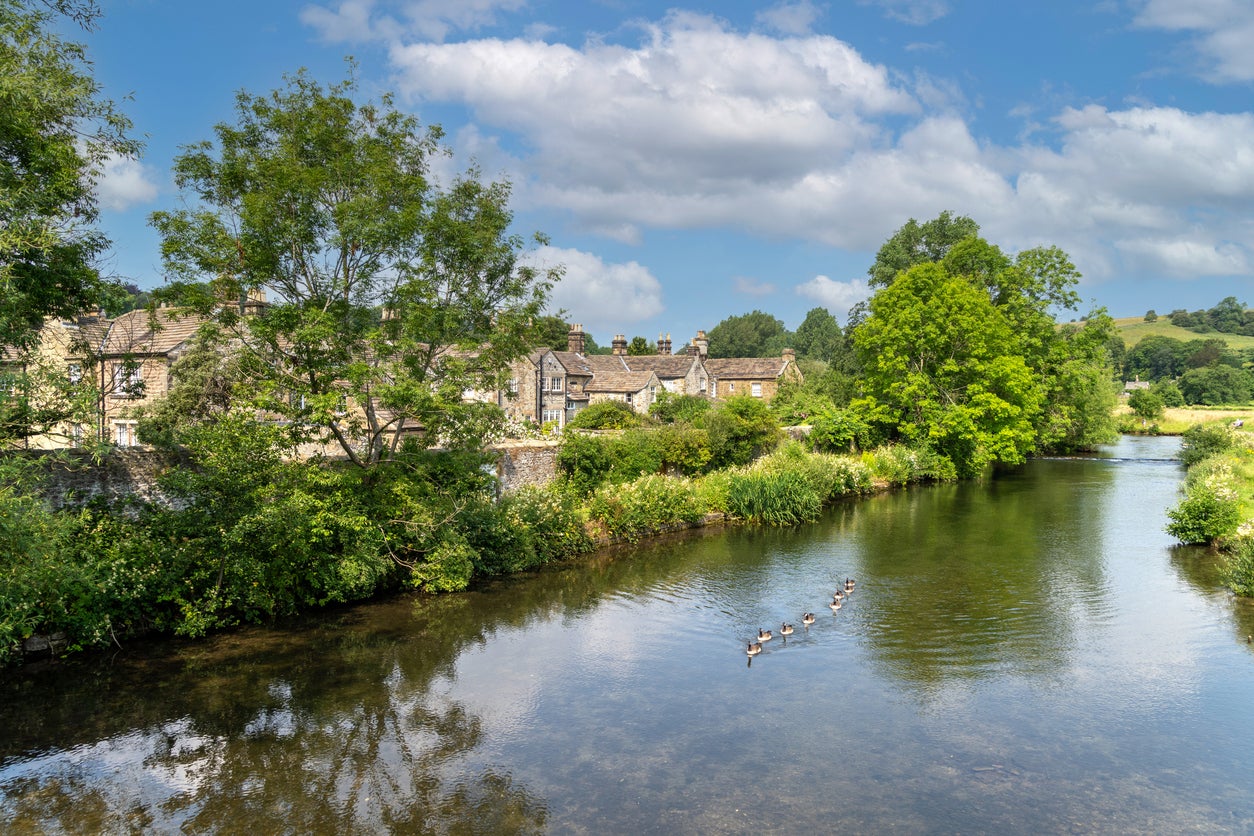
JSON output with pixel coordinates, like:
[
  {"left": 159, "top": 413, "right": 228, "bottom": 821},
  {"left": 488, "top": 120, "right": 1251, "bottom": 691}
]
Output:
[
  {"left": 96, "top": 154, "right": 158, "bottom": 211},
  {"left": 377, "top": 9, "right": 1254, "bottom": 288},
  {"left": 1131, "top": 0, "right": 1254, "bottom": 82},
  {"left": 796, "top": 275, "right": 870, "bottom": 319},
  {"left": 528, "top": 246, "right": 664, "bottom": 334},
  {"left": 302, "top": 0, "right": 526, "bottom": 43}
]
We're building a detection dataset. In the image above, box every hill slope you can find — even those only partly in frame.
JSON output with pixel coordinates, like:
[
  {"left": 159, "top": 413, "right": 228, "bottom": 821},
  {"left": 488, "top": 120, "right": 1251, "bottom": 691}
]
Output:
[{"left": 1112, "top": 316, "right": 1254, "bottom": 349}]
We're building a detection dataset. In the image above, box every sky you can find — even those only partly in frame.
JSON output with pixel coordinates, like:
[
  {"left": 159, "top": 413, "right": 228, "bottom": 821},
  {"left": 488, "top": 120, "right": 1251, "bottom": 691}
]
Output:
[{"left": 76, "top": 0, "right": 1254, "bottom": 348}]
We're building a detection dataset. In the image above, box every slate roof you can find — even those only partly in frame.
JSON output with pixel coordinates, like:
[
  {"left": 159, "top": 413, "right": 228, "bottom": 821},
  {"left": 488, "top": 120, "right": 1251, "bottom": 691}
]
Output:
[
  {"left": 704, "top": 357, "right": 789, "bottom": 380},
  {"left": 584, "top": 369, "right": 658, "bottom": 393},
  {"left": 620, "top": 354, "right": 700, "bottom": 379},
  {"left": 103, "top": 308, "right": 208, "bottom": 356},
  {"left": 549, "top": 350, "right": 596, "bottom": 376}
]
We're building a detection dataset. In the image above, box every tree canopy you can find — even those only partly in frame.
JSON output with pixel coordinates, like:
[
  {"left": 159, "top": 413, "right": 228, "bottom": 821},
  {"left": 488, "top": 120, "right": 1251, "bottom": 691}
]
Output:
[
  {"left": 867, "top": 210, "right": 980, "bottom": 288},
  {"left": 150, "top": 69, "right": 557, "bottom": 469},
  {"left": 707, "top": 310, "right": 791, "bottom": 358},
  {"left": 0, "top": 0, "right": 138, "bottom": 347},
  {"left": 854, "top": 213, "right": 1116, "bottom": 476}
]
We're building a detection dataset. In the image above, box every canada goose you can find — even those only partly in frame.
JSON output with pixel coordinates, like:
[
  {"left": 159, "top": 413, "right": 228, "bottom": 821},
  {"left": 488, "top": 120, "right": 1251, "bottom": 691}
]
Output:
[
  {"left": 758, "top": 628, "right": 773, "bottom": 642},
  {"left": 747, "top": 641, "right": 763, "bottom": 656},
  {"left": 829, "top": 599, "right": 842, "bottom": 611},
  {"left": 845, "top": 577, "right": 856, "bottom": 592},
  {"left": 802, "top": 612, "right": 816, "bottom": 625},
  {"left": 833, "top": 589, "right": 844, "bottom": 601},
  {"left": 780, "top": 622, "right": 794, "bottom": 636}
]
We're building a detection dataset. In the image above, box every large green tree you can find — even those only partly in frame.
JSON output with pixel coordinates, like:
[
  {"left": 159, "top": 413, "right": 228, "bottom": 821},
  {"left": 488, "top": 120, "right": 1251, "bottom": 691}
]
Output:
[
  {"left": 0, "top": 0, "right": 137, "bottom": 347},
  {"left": 792, "top": 306, "right": 845, "bottom": 363},
  {"left": 707, "top": 310, "right": 791, "bottom": 358},
  {"left": 150, "top": 69, "right": 556, "bottom": 470}
]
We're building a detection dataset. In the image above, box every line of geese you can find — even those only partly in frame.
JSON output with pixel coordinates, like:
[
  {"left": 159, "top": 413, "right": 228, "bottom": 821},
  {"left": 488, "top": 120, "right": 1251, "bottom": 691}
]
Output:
[{"left": 747, "top": 577, "right": 856, "bottom": 656}]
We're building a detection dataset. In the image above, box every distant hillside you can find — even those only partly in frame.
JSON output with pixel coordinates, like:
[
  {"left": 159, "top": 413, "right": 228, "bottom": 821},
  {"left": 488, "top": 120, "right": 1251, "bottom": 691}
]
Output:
[{"left": 1111, "top": 316, "right": 1254, "bottom": 349}]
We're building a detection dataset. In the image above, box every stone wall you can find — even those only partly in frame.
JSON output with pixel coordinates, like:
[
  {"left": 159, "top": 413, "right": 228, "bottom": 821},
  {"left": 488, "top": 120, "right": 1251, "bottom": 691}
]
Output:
[
  {"left": 7, "top": 448, "right": 189, "bottom": 510},
  {"left": 492, "top": 440, "right": 560, "bottom": 493}
]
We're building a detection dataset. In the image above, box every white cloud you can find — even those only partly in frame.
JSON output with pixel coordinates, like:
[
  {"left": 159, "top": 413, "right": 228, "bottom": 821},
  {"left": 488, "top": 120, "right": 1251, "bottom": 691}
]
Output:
[
  {"left": 96, "top": 154, "right": 158, "bottom": 211},
  {"left": 858, "top": 0, "right": 950, "bottom": 25},
  {"left": 1131, "top": 0, "right": 1254, "bottom": 82},
  {"left": 796, "top": 275, "right": 870, "bottom": 319},
  {"left": 302, "top": 0, "right": 526, "bottom": 43},
  {"left": 734, "top": 276, "right": 777, "bottom": 296},
  {"left": 528, "top": 246, "right": 664, "bottom": 333},
  {"left": 755, "top": 1, "right": 823, "bottom": 36},
  {"left": 379, "top": 10, "right": 1254, "bottom": 288}
]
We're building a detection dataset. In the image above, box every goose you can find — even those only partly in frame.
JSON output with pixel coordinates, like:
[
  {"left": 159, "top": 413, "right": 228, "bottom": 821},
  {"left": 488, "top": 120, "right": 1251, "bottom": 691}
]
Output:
[
  {"left": 833, "top": 589, "right": 844, "bottom": 602},
  {"left": 780, "top": 622, "right": 794, "bottom": 636},
  {"left": 747, "top": 641, "right": 763, "bottom": 656},
  {"left": 802, "top": 612, "right": 816, "bottom": 625},
  {"left": 829, "top": 599, "right": 842, "bottom": 611},
  {"left": 845, "top": 577, "right": 856, "bottom": 592},
  {"left": 758, "top": 628, "right": 773, "bottom": 642}
]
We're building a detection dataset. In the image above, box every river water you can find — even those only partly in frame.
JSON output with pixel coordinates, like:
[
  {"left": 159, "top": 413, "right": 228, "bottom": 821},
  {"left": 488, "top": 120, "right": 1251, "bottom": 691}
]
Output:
[{"left": 4, "top": 435, "right": 1254, "bottom": 834}]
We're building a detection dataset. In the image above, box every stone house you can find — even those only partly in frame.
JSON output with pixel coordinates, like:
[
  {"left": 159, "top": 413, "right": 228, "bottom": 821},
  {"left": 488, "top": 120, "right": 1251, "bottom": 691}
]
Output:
[
  {"left": 704, "top": 349, "right": 802, "bottom": 402},
  {"left": 99, "top": 307, "right": 209, "bottom": 447}
]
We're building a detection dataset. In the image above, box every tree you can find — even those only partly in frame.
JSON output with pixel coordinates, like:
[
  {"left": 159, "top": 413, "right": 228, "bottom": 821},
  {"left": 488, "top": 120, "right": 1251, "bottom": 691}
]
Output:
[
  {"left": 1127, "top": 388, "right": 1164, "bottom": 421},
  {"left": 150, "top": 69, "right": 557, "bottom": 470},
  {"left": 0, "top": 0, "right": 138, "bottom": 348},
  {"left": 1144, "top": 310, "right": 1157, "bottom": 322},
  {"left": 707, "top": 310, "right": 791, "bottom": 358},
  {"left": 1178, "top": 366, "right": 1254, "bottom": 405},
  {"left": 853, "top": 262, "right": 1043, "bottom": 477},
  {"left": 1124, "top": 335, "right": 1189, "bottom": 381},
  {"left": 867, "top": 210, "right": 980, "bottom": 287},
  {"left": 792, "top": 307, "right": 845, "bottom": 363},
  {"left": 626, "top": 336, "right": 656, "bottom": 355}
]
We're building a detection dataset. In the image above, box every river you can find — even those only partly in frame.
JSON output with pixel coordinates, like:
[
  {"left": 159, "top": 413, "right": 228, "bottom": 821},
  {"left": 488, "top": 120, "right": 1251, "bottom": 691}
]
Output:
[{"left": 3, "top": 435, "right": 1254, "bottom": 834}]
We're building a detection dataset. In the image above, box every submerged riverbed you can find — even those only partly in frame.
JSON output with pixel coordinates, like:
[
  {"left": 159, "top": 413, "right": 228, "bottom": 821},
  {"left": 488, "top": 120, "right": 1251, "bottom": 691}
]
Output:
[{"left": 4, "top": 435, "right": 1254, "bottom": 834}]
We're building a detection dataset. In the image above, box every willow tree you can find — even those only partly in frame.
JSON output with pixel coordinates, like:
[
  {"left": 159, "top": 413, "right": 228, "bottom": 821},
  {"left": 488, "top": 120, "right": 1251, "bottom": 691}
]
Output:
[{"left": 150, "top": 69, "right": 557, "bottom": 469}]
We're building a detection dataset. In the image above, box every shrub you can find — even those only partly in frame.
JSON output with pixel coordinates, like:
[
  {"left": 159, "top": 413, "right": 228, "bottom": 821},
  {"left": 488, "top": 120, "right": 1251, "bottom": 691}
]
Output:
[
  {"left": 556, "top": 431, "right": 614, "bottom": 494},
  {"left": 650, "top": 391, "right": 711, "bottom": 423},
  {"left": 410, "top": 535, "right": 477, "bottom": 593},
  {"left": 1179, "top": 424, "right": 1236, "bottom": 468},
  {"left": 502, "top": 485, "right": 592, "bottom": 565},
  {"left": 588, "top": 474, "right": 705, "bottom": 542},
  {"left": 704, "top": 395, "right": 780, "bottom": 470},
  {"left": 655, "top": 423, "right": 711, "bottom": 475},
  {"left": 809, "top": 408, "right": 870, "bottom": 454},
  {"left": 1223, "top": 535, "right": 1254, "bottom": 597},
  {"left": 1166, "top": 460, "right": 1243, "bottom": 544},
  {"left": 567, "top": 400, "right": 641, "bottom": 429},
  {"left": 1127, "top": 388, "right": 1164, "bottom": 420}
]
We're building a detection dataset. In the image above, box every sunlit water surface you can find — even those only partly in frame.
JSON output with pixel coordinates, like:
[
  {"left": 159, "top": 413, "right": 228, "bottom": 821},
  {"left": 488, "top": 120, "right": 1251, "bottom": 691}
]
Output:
[{"left": 5, "top": 435, "right": 1254, "bottom": 834}]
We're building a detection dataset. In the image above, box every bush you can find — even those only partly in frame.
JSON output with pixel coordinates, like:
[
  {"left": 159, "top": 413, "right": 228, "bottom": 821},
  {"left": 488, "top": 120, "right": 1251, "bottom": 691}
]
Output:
[
  {"left": 567, "top": 400, "right": 642, "bottom": 430},
  {"left": 555, "top": 431, "right": 614, "bottom": 494},
  {"left": 809, "top": 408, "right": 870, "bottom": 454},
  {"left": 1166, "top": 460, "right": 1243, "bottom": 544},
  {"left": 704, "top": 395, "right": 780, "bottom": 470},
  {"left": 502, "top": 485, "right": 592, "bottom": 565},
  {"left": 655, "top": 422, "right": 711, "bottom": 475},
  {"left": 1127, "top": 388, "right": 1164, "bottom": 420},
  {"left": 1179, "top": 424, "right": 1236, "bottom": 468},
  {"left": 649, "top": 391, "right": 711, "bottom": 423},
  {"left": 1223, "top": 536, "right": 1254, "bottom": 597},
  {"left": 588, "top": 474, "right": 705, "bottom": 542}
]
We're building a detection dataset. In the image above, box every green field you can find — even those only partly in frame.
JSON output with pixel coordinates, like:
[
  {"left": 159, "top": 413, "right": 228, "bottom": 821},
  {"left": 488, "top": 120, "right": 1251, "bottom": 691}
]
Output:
[{"left": 1111, "top": 316, "right": 1254, "bottom": 349}]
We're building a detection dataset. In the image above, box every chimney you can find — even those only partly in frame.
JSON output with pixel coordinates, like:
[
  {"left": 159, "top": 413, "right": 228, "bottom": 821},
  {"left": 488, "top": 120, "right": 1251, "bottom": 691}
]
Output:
[
  {"left": 656, "top": 333, "right": 666, "bottom": 355},
  {"left": 782, "top": 348, "right": 795, "bottom": 364},
  {"left": 567, "top": 322, "right": 585, "bottom": 354},
  {"left": 612, "top": 334, "right": 628, "bottom": 356},
  {"left": 693, "top": 330, "right": 708, "bottom": 360},
  {"left": 243, "top": 287, "right": 268, "bottom": 317}
]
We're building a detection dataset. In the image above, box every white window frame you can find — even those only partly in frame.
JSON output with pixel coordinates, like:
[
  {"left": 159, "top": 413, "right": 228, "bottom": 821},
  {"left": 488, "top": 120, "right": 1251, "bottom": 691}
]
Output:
[
  {"left": 112, "top": 362, "right": 143, "bottom": 398},
  {"left": 113, "top": 420, "right": 138, "bottom": 447},
  {"left": 67, "top": 363, "right": 82, "bottom": 384},
  {"left": 751, "top": 382, "right": 762, "bottom": 397},
  {"left": 542, "top": 408, "right": 563, "bottom": 425}
]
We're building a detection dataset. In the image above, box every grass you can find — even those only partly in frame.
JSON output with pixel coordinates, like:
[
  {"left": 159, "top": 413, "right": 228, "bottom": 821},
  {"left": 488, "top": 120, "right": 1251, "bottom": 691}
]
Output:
[
  {"left": 1116, "top": 404, "right": 1254, "bottom": 435},
  {"left": 1110, "top": 316, "right": 1254, "bottom": 350}
]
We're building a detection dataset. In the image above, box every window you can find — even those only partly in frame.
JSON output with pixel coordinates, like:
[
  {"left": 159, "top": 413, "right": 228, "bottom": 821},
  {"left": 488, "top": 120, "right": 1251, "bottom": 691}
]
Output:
[
  {"left": 711, "top": 381, "right": 717, "bottom": 397},
  {"left": 71, "top": 423, "right": 84, "bottom": 446},
  {"left": 546, "top": 376, "right": 564, "bottom": 392},
  {"left": 542, "top": 408, "right": 563, "bottom": 425},
  {"left": 111, "top": 363, "right": 143, "bottom": 397},
  {"left": 625, "top": 392, "right": 634, "bottom": 405},
  {"left": 67, "top": 363, "right": 82, "bottom": 384},
  {"left": 728, "top": 382, "right": 735, "bottom": 393},
  {"left": 751, "top": 382, "right": 762, "bottom": 397},
  {"left": 508, "top": 378, "right": 519, "bottom": 395},
  {"left": 113, "top": 421, "right": 138, "bottom": 447}
]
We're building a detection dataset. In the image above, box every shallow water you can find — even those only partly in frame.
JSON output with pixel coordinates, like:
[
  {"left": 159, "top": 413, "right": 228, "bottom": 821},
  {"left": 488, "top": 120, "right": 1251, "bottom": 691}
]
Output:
[{"left": 4, "top": 435, "right": 1254, "bottom": 834}]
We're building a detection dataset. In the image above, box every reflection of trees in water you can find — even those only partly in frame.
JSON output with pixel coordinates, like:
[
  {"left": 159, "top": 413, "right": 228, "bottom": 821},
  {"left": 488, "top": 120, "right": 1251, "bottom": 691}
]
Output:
[
  {"left": 1168, "top": 544, "right": 1254, "bottom": 649},
  {"left": 1, "top": 532, "right": 742, "bottom": 834},
  {"left": 851, "top": 461, "right": 1115, "bottom": 691},
  {"left": 0, "top": 593, "right": 555, "bottom": 833}
]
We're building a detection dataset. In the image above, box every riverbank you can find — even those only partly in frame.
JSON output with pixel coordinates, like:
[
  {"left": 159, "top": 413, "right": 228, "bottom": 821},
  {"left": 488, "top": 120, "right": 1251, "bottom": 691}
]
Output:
[{"left": 2, "top": 439, "right": 943, "bottom": 666}]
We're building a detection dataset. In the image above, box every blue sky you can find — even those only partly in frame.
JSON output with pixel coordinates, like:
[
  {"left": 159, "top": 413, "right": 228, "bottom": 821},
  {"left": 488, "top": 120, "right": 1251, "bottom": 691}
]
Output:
[{"left": 80, "top": 0, "right": 1254, "bottom": 348}]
